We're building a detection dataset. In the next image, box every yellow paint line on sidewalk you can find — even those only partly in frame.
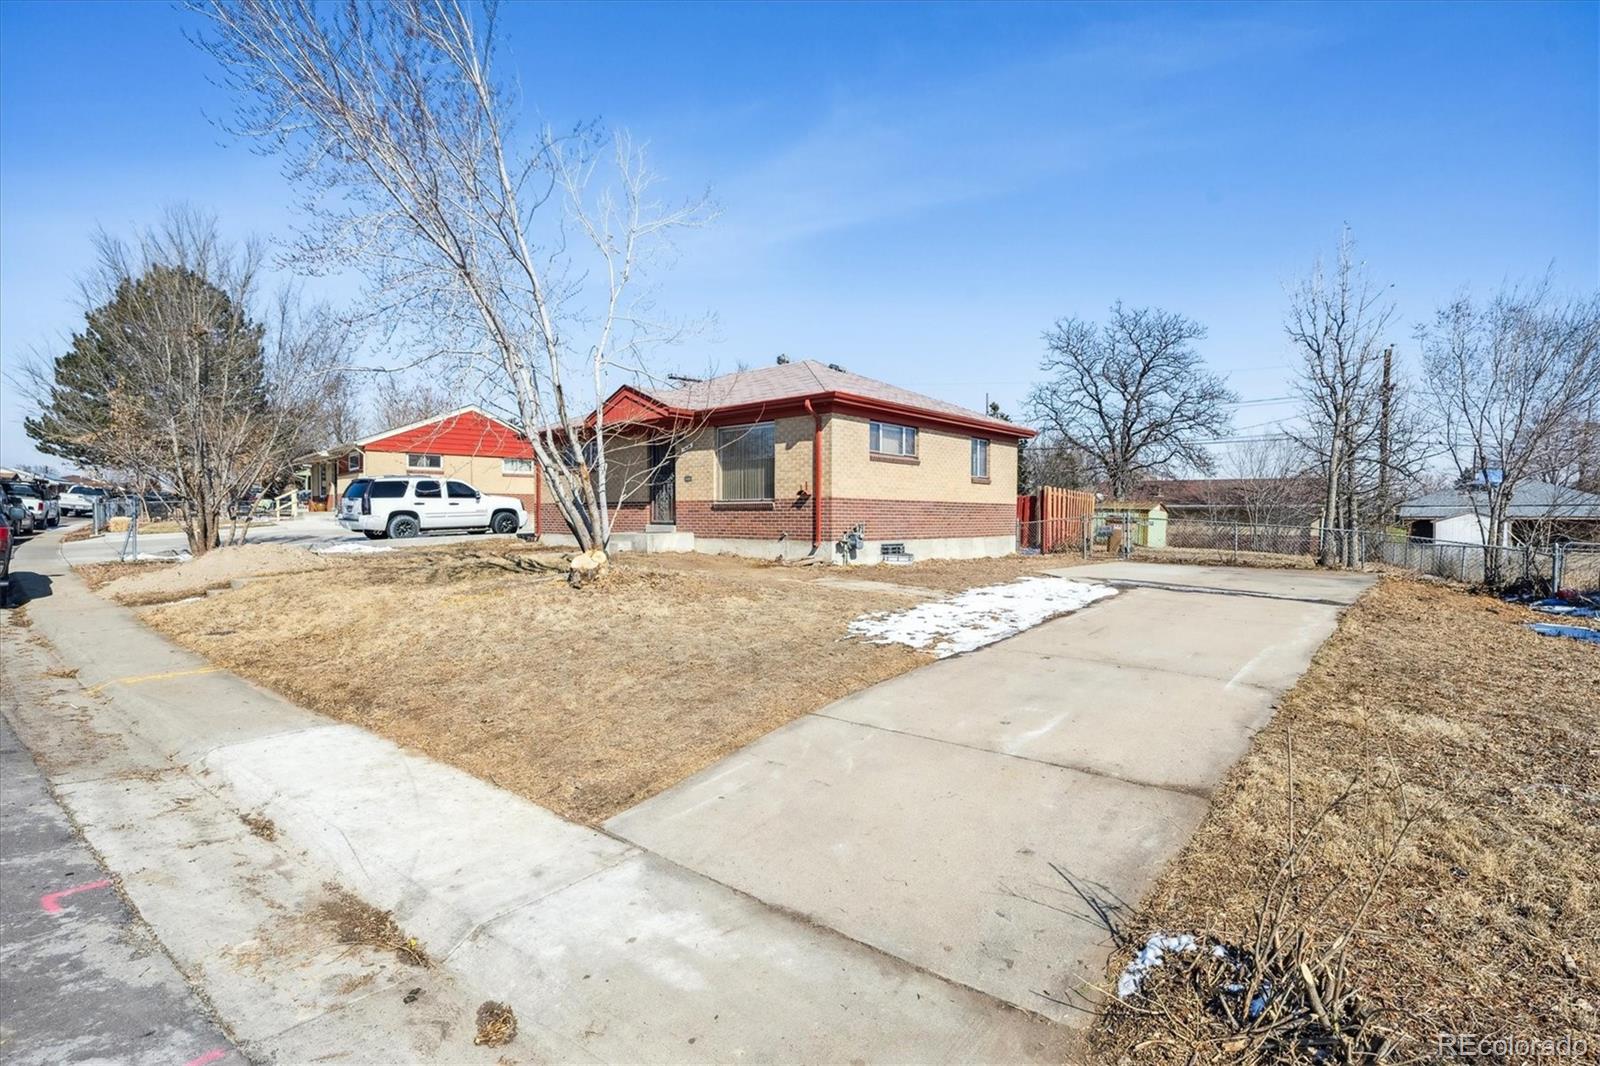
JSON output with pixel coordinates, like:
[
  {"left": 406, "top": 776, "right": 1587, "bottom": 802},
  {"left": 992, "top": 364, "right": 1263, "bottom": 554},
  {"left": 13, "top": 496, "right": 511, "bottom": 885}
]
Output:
[{"left": 86, "top": 666, "right": 221, "bottom": 695}]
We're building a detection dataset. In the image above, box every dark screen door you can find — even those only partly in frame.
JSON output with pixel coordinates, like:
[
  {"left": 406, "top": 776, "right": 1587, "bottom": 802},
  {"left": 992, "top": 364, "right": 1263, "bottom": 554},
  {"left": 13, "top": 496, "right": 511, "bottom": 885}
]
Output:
[{"left": 649, "top": 443, "right": 676, "bottom": 524}]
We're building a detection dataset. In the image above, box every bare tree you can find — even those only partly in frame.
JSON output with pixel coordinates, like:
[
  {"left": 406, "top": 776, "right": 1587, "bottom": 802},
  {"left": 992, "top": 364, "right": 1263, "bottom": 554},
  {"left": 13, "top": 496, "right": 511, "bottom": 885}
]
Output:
[
  {"left": 1284, "top": 231, "right": 1398, "bottom": 566},
  {"left": 312, "top": 370, "right": 367, "bottom": 446},
  {"left": 1417, "top": 281, "right": 1600, "bottom": 573},
  {"left": 1217, "top": 437, "right": 1319, "bottom": 528},
  {"left": 370, "top": 375, "right": 456, "bottom": 435},
  {"left": 1025, "top": 303, "right": 1235, "bottom": 498},
  {"left": 24, "top": 209, "right": 346, "bottom": 555},
  {"left": 193, "top": 1, "right": 711, "bottom": 580}
]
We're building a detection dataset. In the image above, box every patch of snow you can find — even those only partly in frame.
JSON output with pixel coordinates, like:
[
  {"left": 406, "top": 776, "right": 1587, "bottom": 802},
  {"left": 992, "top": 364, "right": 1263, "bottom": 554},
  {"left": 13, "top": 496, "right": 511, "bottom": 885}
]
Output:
[
  {"left": 311, "top": 542, "right": 395, "bottom": 555},
  {"left": 122, "top": 551, "right": 192, "bottom": 563},
  {"left": 847, "top": 576, "right": 1116, "bottom": 658},
  {"left": 1116, "top": 933, "right": 1198, "bottom": 998}
]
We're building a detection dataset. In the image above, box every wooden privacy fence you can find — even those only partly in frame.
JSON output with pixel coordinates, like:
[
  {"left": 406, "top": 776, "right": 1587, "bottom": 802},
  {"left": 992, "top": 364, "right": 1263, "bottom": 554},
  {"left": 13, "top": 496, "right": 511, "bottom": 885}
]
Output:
[{"left": 1017, "top": 486, "right": 1096, "bottom": 552}]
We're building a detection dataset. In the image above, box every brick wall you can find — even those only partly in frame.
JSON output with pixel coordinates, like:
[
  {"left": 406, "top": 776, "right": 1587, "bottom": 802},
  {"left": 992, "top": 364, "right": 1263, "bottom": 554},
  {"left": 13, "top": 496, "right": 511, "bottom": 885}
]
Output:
[
  {"left": 536, "top": 494, "right": 1011, "bottom": 543},
  {"left": 825, "top": 498, "right": 1014, "bottom": 540}
]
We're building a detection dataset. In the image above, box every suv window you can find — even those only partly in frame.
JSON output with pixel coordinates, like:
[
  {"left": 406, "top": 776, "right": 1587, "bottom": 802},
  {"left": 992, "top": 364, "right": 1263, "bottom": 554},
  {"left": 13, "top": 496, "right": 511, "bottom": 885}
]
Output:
[
  {"left": 8, "top": 484, "right": 40, "bottom": 498},
  {"left": 368, "top": 480, "right": 407, "bottom": 499},
  {"left": 342, "top": 478, "right": 372, "bottom": 500},
  {"left": 447, "top": 481, "right": 477, "bottom": 499},
  {"left": 414, "top": 480, "right": 442, "bottom": 499},
  {"left": 73, "top": 486, "right": 105, "bottom": 497}
]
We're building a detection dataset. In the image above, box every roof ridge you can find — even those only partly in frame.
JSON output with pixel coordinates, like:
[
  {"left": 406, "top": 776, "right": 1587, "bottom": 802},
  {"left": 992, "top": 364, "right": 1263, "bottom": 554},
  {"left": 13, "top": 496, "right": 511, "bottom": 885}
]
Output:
[{"left": 800, "top": 359, "right": 830, "bottom": 390}]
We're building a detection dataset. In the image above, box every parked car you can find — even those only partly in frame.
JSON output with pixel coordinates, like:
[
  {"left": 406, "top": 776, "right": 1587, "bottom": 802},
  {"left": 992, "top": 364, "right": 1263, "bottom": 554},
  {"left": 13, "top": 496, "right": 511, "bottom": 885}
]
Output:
[
  {"left": 0, "top": 511, "right": 14, "bottom": 605},
  {"left": 3, "top": 482, "right": 57, "bottom": 528},
  {"left": 336, "top": 476, "right": 526, "bottom": 539},
  {"left": 1, "top": 490, "right": 37, "bottom": 535},
  {"left": 59, "top": 484, "right": 107, "bottom": 516}
]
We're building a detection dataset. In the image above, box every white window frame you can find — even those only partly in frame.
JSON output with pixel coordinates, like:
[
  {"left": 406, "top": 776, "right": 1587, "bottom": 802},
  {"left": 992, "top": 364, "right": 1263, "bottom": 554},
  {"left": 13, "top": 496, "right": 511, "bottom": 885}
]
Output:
[
  {"left": 970, "top": 438, "right": 991, "bottom": 479},
  {"left": 407, "top": 452, "right": 443, "bottom": 471},
  {"left": 870, "top": 421, "right": 918, "bottom": 458},
  {"left": 346, "top": 451, "right": 363, "bottom": 473},
  {"left": 501, "top": 457, "right": 535, "bottom": 476}
]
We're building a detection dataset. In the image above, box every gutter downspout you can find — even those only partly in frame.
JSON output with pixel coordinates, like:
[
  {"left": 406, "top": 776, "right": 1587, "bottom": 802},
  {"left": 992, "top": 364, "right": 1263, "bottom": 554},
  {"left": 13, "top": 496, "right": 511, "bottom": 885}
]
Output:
[{"left": 804, "top": 399, "right": 823, "bottom": 552}]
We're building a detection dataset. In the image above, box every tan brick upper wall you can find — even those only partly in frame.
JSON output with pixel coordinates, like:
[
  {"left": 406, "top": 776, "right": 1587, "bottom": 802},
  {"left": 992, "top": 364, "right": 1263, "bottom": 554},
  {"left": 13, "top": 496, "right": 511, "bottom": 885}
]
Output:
[
  {"left": 674, "top": 415, "right": 821, "bottom": 504},
  {"left": 827, "top": 415, "right": 1016, "bottom": 503}
]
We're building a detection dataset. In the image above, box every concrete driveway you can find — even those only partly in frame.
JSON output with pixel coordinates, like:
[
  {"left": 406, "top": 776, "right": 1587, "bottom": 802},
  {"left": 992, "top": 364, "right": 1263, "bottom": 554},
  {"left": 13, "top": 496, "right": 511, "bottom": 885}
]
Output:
[{"left": 607, "top": 561, "right": 1374, "bottom": 1021}]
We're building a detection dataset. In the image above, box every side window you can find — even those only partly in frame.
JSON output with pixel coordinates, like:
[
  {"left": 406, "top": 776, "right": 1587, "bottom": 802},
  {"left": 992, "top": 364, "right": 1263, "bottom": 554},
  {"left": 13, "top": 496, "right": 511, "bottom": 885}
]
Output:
[
  {"left": 407, "top": 453, "right": 443, "bottom": 470},
  {"left": 970, "top": 438, "right": 991, "bottom": 479},
  {"left": 869, "top": 421, "right": 918, "bottom": 457},
  {"left": 414, "top": 480, "right": 442, "bottom": 499},
  {"left": 447, "top": 481, "right": 477, "bottom": 498},
  {"left": 368, "top": 480, "right": 406, "bottom": 499}
]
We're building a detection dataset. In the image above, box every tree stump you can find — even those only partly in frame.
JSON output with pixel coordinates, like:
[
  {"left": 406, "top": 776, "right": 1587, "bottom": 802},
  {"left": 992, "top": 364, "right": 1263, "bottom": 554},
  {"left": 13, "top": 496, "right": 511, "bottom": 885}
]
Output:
[{"left": 566, "top": 549, "right": 609, "bottom": 589}]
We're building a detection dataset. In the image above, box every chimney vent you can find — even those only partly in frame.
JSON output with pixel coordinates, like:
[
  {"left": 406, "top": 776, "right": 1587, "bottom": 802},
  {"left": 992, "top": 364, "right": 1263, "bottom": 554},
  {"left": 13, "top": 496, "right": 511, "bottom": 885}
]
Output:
[
  {"left": 775, "top": 354, "right": 790, "bottom": 365},
  {"left": 827, "top": 362, "right": 845, "bottom": 373}
]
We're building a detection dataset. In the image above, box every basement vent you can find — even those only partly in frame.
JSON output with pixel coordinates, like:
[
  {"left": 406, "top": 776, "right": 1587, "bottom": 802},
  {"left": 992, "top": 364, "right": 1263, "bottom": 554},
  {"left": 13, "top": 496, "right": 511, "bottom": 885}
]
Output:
[{"left": 880, "top": 542, "right": 914, "bottom": 565}]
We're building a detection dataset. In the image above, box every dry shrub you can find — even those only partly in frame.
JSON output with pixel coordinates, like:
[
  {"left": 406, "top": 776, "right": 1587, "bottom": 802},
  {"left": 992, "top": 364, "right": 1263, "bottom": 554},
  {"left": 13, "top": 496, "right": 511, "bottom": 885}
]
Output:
[{"left": 1092, "top": 577, "right": 1600, "bottom": 1061}]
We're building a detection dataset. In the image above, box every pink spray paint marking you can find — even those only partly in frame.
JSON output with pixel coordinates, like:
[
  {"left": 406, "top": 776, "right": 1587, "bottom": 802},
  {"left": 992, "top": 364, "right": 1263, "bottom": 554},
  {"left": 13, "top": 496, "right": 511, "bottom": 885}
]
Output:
[
  {"left": 183, "top": 1049, "right": 229, "bottom": 1066},
  {"left": 39, "top": 878, "right": 112, "bottom": 914}
]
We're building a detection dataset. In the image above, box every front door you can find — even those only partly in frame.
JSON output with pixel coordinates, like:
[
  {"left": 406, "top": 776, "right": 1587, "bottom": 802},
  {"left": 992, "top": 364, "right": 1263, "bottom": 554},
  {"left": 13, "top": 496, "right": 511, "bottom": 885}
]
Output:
[{"left": 649, "top": 443, "right": 676, "bottom": 525}]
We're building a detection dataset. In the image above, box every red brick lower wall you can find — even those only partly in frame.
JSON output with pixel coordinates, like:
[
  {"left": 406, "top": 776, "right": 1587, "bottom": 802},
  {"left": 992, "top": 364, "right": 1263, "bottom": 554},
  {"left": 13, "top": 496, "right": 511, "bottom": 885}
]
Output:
[
  {"left": 531, "top": 496, "right": 1013, "bottom": 544},
  {"left": 535, "top": 499, "right": 649, "bottom": 538},
  {"left": 823, "top": 498, "right": 1015, "bottom": 541}
]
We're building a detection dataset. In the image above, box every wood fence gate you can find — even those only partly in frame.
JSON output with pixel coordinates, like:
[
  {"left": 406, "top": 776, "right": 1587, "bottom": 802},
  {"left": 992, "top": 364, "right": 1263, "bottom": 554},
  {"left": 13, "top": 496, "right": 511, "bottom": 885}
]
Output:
[{"left": 1018, "top": 486, "right": 1095, "bottom": 552}]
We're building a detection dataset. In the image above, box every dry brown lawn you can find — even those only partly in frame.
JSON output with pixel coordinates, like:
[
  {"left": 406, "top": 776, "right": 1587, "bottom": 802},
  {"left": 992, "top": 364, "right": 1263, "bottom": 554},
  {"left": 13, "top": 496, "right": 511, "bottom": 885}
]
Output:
[
  {"left": 137, "top": 543, "right": 934, "bottom": 822},
  {"left": 1092, "top": 577, "right": 1600, "bottom": 1061},
  {"left": 74, "top": 559, "right": 175, "bottom": 592}
]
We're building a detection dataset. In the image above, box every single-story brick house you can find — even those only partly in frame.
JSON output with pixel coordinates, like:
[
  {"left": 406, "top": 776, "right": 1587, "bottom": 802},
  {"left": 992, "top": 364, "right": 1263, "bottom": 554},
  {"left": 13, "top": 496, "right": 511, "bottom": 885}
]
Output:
[
  {"left": 296, "top": 407, "right": 542, "bottom": 513},
  {"left": 299, "top": 360, "right": 1033, "bottom": 563},
  {"left": 576, "top": 359, "right": 1034, "bottom": 563}
]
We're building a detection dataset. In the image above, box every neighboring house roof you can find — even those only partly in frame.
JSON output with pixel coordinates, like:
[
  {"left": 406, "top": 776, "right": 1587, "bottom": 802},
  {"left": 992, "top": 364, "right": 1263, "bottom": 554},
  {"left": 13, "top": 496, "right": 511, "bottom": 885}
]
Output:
[
  {"left": 361, "top": 406, "right": 533, "bottom": 459},
  {"left": 295, "top": 406, "right": 533, "bottom": 465},
  {"left": 1397, "top": 481, "right": 1600, "bottom": 520},
  {"left": 610, "top": 360, "right": 1033, "bottom": 439}
]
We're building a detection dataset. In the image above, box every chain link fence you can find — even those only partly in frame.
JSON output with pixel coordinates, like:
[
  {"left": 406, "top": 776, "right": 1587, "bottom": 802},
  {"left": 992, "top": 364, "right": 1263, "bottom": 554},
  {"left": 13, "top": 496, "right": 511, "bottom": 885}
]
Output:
[{"left": 1018, "top": 513, "right": 1598, "bottom": 596}]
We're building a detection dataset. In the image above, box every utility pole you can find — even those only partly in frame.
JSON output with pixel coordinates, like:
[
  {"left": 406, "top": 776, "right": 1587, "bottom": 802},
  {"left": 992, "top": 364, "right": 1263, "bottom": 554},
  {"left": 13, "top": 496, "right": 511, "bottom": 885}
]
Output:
[{"left": 1375, "top": 345, "right": 1394, "bottom": 529}]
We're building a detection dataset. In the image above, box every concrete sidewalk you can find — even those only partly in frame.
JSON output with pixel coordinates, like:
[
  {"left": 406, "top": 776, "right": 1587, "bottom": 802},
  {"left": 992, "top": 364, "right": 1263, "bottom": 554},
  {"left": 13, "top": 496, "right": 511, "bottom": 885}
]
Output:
[
  {"left": 0, "top": 715, "right": 241, "bottom": 1066},
  {"left": 608, "top": 561, "right": 1374, "bottom": 1019},
  {"left": 3, "top": 531, "right": 1070, "bottom": 1063}
]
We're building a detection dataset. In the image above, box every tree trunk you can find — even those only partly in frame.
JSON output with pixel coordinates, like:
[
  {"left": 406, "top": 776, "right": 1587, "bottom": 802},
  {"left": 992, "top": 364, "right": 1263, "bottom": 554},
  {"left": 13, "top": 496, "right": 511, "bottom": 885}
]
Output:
[{"left": 1318, "top": 408, "right": 1345, "bottom": 568}]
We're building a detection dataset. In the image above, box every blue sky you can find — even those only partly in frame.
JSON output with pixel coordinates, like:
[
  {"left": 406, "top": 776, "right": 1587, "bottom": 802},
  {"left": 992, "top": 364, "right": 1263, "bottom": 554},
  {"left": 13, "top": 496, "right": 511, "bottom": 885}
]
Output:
[{"left": 2, "top": 0, "right": 1596, "bottom": 471}]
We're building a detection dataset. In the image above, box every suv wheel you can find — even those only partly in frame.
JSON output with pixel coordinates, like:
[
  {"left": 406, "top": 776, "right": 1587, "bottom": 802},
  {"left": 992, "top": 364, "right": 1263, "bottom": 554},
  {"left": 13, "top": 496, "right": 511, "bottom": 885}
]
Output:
[
  {"left": 490, "top": 511, "right": 519, "bottom": 535},
  {"left": 386, "top": 514, "right": 420, "bottom": 539}
]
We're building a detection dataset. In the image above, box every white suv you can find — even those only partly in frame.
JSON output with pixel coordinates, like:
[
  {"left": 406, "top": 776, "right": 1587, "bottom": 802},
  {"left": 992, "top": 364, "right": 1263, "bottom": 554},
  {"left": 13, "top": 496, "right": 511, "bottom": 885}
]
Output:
[{"left": 337, "top": 476, "right": 527, "bottom": 539}]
